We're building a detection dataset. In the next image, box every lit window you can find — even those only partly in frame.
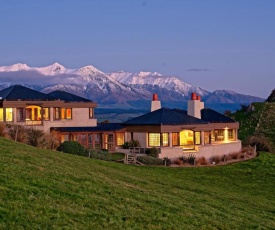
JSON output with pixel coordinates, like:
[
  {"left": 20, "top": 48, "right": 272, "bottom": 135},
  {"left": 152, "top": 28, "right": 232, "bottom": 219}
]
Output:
[
  {"left": 195, "top": 132, "right": 201, "bottom": 145},
  {"left": 0, "top": 108, "right": 4, "bottom": 121},
  {"left": 89, "top": 108, "right": 94, "bottom": 118},
  {"left": 172, "top": 133, "right": 179, "bottom": 146},
  {"left": 149, "top": 133, "right": 160, "bottom": 147},
  {"left": 116, "top": 133, "right": 124, "bottom": 146},
  {"left": 54, "top": 108, "right": 61, "bottom": 120},
  {"left": 95, "top": 134, "right": 101, "bottom": 150},
  {"left": 66, "top": 108, "right": 72, "bottom": 119},
  {"left": 204, "top": 131, "right": 211, "bottom": 144},
  {"left": 162, "top": 133, "right": 169, "bottom": 147},
  {"left": 215, "top": 130, "right": 224, "bottom": 141},
  {"left": 228, "top": 129, "right": 235, "bottom": 140},
  {"left": 180, "top": 130, "right": 194, "bottom": 150},
  {"left": 42, "top": 108, "right": 50, "bottom": 120},
  {"left": 5, "top": 108, "right": 13, "bottom": 121}
]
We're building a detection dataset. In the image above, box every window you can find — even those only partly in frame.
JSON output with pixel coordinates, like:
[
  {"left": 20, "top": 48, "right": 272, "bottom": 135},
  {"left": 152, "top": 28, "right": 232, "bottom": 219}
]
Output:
[
  {"left": 195, "top": 132, "right": 201, "bottom": 145},
  {"left": 215, "top": 130, "right": 224, "bottom": 141},
  {"left": 162, "top": 133, "right": 169, "bottom": 147},
  {"left": 116, "top": 133, "right": 124, "bottom": 146},
  {"left": 104, "top": 133, "right": 114, "bottom": 150},
  {"left": 61, "top": 134, "right": 69, "bottom": 143},
  {"left": 180, "top": 130, "right": 194, "bottom": 150},
  {"left": 228, "top": 129, "right": 235, "bottom": 141},
  {"left": 88, "top": 134, "right": 93, "bottom": 147},
  {"left": 77, "top": 134, "right": 86, "bottom": 145},
  {"left": 89, "top": 108, "right": 94, "bottom": 118},
  {"left": 17, "top": 108, "right": 24, "bottom": 122},
  {"left": 149, "top": 133, "right": 160, "bottom": 147},
  {"left": 95, "top": 134, "right": 101, "bottom": 150},
  {"left": 54, "top": 108, "right": 60, "bottom": 120},
  {"left": 172, "top": 133, "right": 179, "bottom": 146},
  {"left": 54, "top": 108, "right": 72, "bottom": 120},
  {"left": 204, "top": 131, "right": 211, "bottom": 144},
  {"left": 0, "top": 108, "right": 3, "bottom": 121},
  {"left": 5, "top": 108, "right": 13, "bottom": 121},
  {"left": 42, "top": 108, "right": 50, "bottom": 120}
]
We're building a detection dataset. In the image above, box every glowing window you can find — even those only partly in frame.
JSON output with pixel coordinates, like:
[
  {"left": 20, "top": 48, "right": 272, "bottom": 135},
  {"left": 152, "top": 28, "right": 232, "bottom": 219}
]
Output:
[
  {"left": 5, "top": 108, "right": 13, "bottom": 121},
  {"left": 228, "top": 129, "right": 235, "bottom": 140},
  {"left": 204, "top": 131, "right": 211, "bottom": 144},
  {"left": 195, "top": 132, "right": 201, "bottom": 145},
  {"left": 180, "top": 130, "right": 194, "bottom": 150},
  {"left": 42, "top": 108, "right": 50, "bottom": 120},
  {"left": 162, "top": 133, "right": 169, "bottom": 147},
  {"left": 116, "top": 133, "right": 124, "bottom": 146},
  {"left": 0, "top": 108, "right": 4, "bottom": 121},
  {"left": 149, "top": 133, "right": 160, "bottom": 147},
  {"left": 66, "top": 108, "right": 72, "bottom": 119},
  {"left": 54, "top": 108, "right": 61, "bottom": 120}
]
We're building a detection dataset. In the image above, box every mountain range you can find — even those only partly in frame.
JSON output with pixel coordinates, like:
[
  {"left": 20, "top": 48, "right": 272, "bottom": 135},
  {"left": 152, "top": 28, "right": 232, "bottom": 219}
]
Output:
[{"left": 0, "top": 63, "right": 264, "bottom": 109}]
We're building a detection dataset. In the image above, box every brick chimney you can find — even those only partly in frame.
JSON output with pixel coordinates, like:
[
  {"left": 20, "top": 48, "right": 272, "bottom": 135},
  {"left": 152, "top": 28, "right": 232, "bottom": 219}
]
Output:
[
  {"left": 151, "top": 94, "right": 161, "bottom": 112},
  {"left": 187, "top": 92, "right": 204, "bottom": 119}
]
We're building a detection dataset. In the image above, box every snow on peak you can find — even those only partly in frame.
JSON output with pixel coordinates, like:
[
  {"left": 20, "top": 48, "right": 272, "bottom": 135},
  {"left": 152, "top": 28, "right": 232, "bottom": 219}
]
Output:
[
  {"left": 34, "top": 62, "right": 73, "bottom": 76},
  {"left": 0, "top": 63, "right": 30, "bottom": 72},
  {"left": 137, "top": 71, "right": 162, "bottom": 77}
]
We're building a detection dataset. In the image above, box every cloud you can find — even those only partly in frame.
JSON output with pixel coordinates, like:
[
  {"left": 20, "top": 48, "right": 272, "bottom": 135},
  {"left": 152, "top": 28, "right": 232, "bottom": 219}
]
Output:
[
  {"left": 0, "top": 71, "right": 79, "bottom": 85},
  {"left": 186, "top": 68, "right": 211, "bottom": 72}
]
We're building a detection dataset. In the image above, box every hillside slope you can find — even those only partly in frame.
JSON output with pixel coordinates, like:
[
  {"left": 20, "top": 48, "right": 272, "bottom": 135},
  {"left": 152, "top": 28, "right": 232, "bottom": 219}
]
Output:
[
  {"left": 0, "top": 137, "right": 275, "bottom": 229},
  {"left": 230, "top": 102, "right": 275, "bottom": 150}
]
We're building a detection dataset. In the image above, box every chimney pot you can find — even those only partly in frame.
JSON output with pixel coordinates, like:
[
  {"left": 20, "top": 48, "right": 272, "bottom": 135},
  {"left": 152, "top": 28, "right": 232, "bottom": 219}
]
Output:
[
  {"left": 197, "top": 95, "right": 201, "bottom": 101},
  {"left": 153, "top": 94, "right": 158, "bottom": 101},
  {"left": 191, "top": 92, "right": 197, "bottom": 100}
]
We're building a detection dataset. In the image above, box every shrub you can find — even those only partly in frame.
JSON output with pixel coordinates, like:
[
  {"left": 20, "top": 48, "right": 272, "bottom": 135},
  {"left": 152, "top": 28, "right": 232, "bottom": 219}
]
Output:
[
  {"left": 137, "top": 156, "right": 163, "bottom": 165},
  {"left": 209, "top": 155, "right": 221, "bottom": 164},
  {"left": 87, "top": 149, "right": 112, "bottom": 161},
  {"left": 186, "top": 154, "right": 196, "bottom": 165},
  {"left": 110, "top": 152, "right": 125, "bottom": 161},
  {"left": 172, "top": 159, "right": 183, "bottom": 165},
  {"left": 178, "top": 156, "right": 187, "bottom": 163},
  {"left": 146, "top": 147, "right": 159, "bottom": 158},
  {"left": 243, "top": 135, "right": 272, "bottom": 152},
  {"left": 196, "top": 157, "right": 208, "bottom": 166},
  {"left": 122, "top": 140, "right": 140, "bottom": 149},
  {"left": 228, "top": 152, "right": 239, "bottom": 160},
  {"left": 0, "top": 122, "right": 6, "bottom": 137},
  {"left": 163, "top": 157, "right": 172, "bottom": 166},
  {"left": 57, "top": 141, "right": 85, "bottom": 156},
  {"left": 7, "top": 124, "right": 28, "bottom": 143},
  {"left": 27, "top": 129, "right": 45, "bottom": 147}
]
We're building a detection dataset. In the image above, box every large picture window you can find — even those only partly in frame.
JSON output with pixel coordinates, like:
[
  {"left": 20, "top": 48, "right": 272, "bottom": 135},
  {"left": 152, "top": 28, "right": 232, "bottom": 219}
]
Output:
[
  {"left": 162, "top": 133, "right": 169, "bottom": 147},
  {"left": 195, "top": 132, "right": 201, "bottom": 145},
  {"left": 0, "top": 108, "right": 4, "bottom": 121},
  {"left": 54, "top": 108, "right": 72, "bottom": 120},
  {"left": 5, "top": 108, "right": 13, "bottom": 121},
  {"left": 116, "top": 133, "right": 124, "bottom": 146},
  {"left": 180, "top": 130, "right": 194, "bottom": 150},
  {"left": 149, "top": 133, "right": 160, "bottom": 147}
]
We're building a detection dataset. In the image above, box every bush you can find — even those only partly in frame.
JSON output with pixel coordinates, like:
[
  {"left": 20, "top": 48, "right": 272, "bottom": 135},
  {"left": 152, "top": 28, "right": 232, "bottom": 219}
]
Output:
[
  {"left": 243, "top": 135, "right": 272, "bottom": 152},
  {"left": 86, "top": 149, "right": 112, "bottom": 161},
  {"left": 163, "top": 157, "right": 172, "bottom": 166},
  {"left": 186, "top": 154, "right": 196, "bottom": 165},
  {"left": 0, "top": 122, "right": 6, "bottom": 137},
  {"left": 209, "top": 155, "right": 221, "bottom": 164},
  {"left": 122, "top": 140, "right": 140, "bottom": 149},
  {"left": 137, "top": 156, "right": 164, "bottom": 165},
  {"left": 146, "top": 147, "right": 159, "bottom": 158},
  {"left": 196, "top": 157, "right": 208, "bottom": 166},
  {"left": 57, "top": 141, "right": 85, "bottom": 156},
  {"left": 7, "top": 124, "right": 28, "bottom": 143}
]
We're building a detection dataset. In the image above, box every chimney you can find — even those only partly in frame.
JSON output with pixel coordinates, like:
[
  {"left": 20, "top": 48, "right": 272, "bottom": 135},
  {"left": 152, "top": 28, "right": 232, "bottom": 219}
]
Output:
[
  {"left": 151, "top": 94, "right": 161, "bottom": 112},
  {"left": 187, "top": 92, "right": 204, "bottom": 119}
]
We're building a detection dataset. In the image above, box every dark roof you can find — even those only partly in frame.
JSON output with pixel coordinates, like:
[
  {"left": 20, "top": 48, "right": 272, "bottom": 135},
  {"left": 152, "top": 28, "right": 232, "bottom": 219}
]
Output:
[
  {"left": 0, "top": 85, "right": 56, "bottom": 101},
  {"left": 47, "top": 90, "right": 92, "bottom": 102},
  {"left": 51, "top": 123, "right": 125, "bottom": 132},
  {"left": 201, "top": 108, "right": 235, "bottom": 123},
  {"left": 123, "top": 108, "right": 208, "bottom": 125}
]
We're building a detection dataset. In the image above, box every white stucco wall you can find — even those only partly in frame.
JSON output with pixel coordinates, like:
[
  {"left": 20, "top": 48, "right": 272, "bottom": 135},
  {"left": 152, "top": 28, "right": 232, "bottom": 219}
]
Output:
[{"left": 159, "top": 141, "right": 242, "bottom": 160}]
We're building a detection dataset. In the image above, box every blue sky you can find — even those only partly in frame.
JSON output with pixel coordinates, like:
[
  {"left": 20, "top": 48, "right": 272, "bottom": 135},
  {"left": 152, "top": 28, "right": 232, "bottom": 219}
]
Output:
[{"left": 0, "top": 0, "right": 274, "bottom": 98}]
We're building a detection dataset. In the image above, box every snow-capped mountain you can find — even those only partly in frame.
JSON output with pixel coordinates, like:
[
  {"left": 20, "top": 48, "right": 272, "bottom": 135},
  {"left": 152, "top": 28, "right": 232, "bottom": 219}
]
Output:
[
  {"left": 0, "top": 63, "right": 264, "bottom": 106},
  {"left": 109, "top": 71, "right": 209, "bottom": 100}
]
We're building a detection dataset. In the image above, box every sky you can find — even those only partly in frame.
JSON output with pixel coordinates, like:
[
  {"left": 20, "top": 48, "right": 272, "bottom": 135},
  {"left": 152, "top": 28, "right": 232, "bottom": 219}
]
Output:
[{"left": 0, "top": 0, "right": 274, "bottom": 98}]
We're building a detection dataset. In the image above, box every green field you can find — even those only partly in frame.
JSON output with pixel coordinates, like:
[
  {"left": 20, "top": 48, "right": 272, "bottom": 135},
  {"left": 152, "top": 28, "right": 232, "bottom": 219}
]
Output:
[{"left": 1, "top": 137, "right": 275, "bottom": 229}]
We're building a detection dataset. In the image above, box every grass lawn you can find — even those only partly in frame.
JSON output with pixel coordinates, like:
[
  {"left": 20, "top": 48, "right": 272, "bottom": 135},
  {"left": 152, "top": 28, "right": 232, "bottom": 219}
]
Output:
[{"left": 0, "top": 137, "right": 275, "bottom": 229}]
